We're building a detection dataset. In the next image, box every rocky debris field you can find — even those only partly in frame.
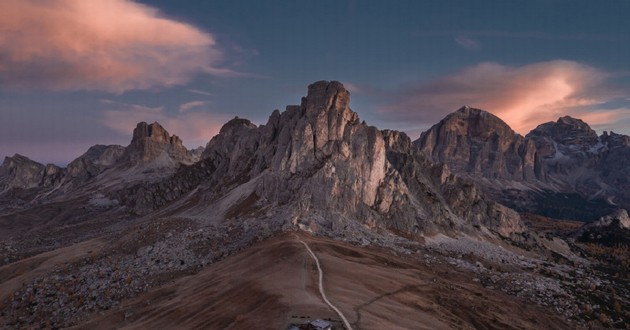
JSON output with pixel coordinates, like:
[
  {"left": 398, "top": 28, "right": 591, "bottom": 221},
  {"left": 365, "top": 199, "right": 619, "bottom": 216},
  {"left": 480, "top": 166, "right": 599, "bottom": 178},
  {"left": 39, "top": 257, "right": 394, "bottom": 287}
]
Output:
[
  {"left": 420, "top": 233, "right": 630, "bottom": 328},
  {"left": 0, "top": 217, "right": 275, "bottom": 329}
]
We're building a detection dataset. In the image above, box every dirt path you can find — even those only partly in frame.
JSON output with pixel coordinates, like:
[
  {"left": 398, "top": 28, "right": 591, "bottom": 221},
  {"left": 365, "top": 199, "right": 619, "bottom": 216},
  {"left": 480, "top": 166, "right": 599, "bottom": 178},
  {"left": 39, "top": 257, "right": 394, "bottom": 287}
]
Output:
[{"left": 296, "top": 235, "right": 354, "bottom": 330}]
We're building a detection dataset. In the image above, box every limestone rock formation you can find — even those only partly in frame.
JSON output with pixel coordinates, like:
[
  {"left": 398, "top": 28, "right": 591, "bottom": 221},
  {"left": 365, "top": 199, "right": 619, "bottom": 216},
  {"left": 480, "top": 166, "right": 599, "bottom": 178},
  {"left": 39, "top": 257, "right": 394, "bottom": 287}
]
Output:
[
  {"left": 576, "top": 209, "right": 630, "bottom": 247},
  {"left": 526, "top": 117, "right": 630, "bottom": 213},
  {"left": 416, "top": 108, "right": 630, "bottom": 221},
  {"left": 586, "top": 209, "right": 630, "bottom": 230},
  {"left": 418, "top": 106, "right": 538, "bottom": 181},
  {"left": 121, "top": 121, "right": 195, "bottom": 167},
  {"left": 526, "top": 116, "right": 600, "bottom": 178},
  {"left": 183, "top": 81, "right": 525, "bottom": 237},
  {"left": 0, "top": 122, "right": 196, "bottom": 206},
  {"left": 66, "top": 145, "right": 125, "bottom": 180},
  {"left": 0, "top": 154, "right": 63, "bottom": 191}
]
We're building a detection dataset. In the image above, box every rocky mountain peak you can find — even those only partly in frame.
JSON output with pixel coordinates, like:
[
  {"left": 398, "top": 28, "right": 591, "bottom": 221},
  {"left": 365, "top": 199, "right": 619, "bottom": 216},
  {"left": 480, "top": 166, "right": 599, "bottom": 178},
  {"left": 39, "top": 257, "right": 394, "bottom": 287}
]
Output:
[
  {"left": 131, "top": 122, "right": 183, "bottom": 147},
  {"left": 416, "top": 106, "right": 535, "bottom": 180},
  {"left": 602, "top": 131, "right": 630, "bottom": 149},
  {"left": 122, "top": 121, "right": 193, "bottom": 166},
  {"left": 0, "top": 154, "right": 62, "bottom": 190},
  {"left": 2, "top": 154, "right": 32, "bottom": 166},
  {"left": 66, "top": 145, "right": 125, "bottom": 180},
  {"left": 218, "top": 117, "right": 257, "bottom": 135},
  {"left": 451, "top": 106, "right": 516, "bottom": 137},
  {"left": 302, "top": 80, "right": 350, "bottom": 115},
  {"left": 299, "top": 81, "right": 359, "bottom": 150},
  {"left": 527, "top": 116, "right": 598, "bottom": 146}
]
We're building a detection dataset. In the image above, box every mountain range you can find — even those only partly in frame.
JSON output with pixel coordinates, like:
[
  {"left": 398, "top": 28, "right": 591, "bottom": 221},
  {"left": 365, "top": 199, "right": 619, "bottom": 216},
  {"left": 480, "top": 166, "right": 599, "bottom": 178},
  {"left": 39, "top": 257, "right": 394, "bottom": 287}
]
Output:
[
  {"left": 1, "top": 81, "right": 629, "bottom": 329},
  {"left": 417, "top": 106, "right": 630, "bottom": 221}
]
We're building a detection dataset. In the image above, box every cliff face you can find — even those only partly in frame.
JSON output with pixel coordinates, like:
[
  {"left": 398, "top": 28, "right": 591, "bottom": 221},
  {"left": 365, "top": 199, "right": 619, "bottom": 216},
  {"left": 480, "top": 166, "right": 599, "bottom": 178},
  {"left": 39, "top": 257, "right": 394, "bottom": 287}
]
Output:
[
  {"left": 121, "top": 122, "right": 195, "bottom": 166},
  {"left": 66, "top": 145, "right": 125, "bottom": 180},
  {"left": 418, "top": 106, "right": 538, "bottom": 181},
  {"left": 0, "top": 154, "right": 63, "bottom": 191},
  {"left": 416, "top": 108, "right": 630, "bottom": 221}
]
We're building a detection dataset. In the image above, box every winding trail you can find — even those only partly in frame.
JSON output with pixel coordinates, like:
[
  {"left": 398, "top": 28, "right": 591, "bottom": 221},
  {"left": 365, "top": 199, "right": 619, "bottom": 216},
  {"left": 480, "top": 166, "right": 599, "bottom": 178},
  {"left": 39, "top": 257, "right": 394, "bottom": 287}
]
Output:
[{"left": 295, "top": 235, "right": 354, "bottom": 330}]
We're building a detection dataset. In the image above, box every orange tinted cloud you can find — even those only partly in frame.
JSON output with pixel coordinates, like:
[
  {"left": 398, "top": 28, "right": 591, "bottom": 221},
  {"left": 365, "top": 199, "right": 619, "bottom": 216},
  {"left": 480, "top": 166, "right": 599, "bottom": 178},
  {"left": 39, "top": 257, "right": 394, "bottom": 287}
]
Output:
[
  {"left": 0, "top": 0, "right": 226, "bottom": 92},
  {"left": 380, "top": 60, "right": 623, "bottom": 134}
]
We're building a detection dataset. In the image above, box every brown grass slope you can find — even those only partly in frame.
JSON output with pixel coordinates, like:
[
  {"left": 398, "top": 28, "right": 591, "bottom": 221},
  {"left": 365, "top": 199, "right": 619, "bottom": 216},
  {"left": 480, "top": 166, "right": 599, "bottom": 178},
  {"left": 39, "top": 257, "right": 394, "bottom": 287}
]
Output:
[{"left": 77, "top": 232, "right": 572, "bottom": 330}]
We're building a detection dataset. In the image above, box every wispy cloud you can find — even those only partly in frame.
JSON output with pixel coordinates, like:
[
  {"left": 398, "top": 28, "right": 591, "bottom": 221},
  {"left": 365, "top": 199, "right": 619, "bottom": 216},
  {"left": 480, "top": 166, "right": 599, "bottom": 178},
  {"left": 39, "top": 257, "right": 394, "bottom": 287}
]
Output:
[
  {"left": 377, "top": 60, "right": 627, "bottom": 134},
  {"left": 101, "top": 101, "right": 229, "bottom": 147},
  {"left": 0, "top": 0, "right": 232, "bottom": 93},
  {"left": 454, "top": 35, "right": 481, "bottom": 50},
  {"left": 187, "top": 89, "right": 214, "bottom": 97},
  {"left": 415, "top": 30, "right": 627, "bottom": 42},
  {"left": 178, "top": 101, "right": 208, "bottom": 113}
]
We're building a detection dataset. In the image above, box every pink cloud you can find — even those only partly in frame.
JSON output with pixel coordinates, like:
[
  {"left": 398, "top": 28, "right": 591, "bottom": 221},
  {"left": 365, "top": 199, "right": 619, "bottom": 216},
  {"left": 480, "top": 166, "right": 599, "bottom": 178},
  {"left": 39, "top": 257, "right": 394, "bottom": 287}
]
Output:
[
  {"left": 454, "top": 35, "right": 481, "bottom": 50},
  {"left": 378, "top": 60, "right": 626, "bottom": 134},
  {"left": 100, "top": 101, "right": 230, "bottom": 148},
  {"left": 0, "top": 0, "right": 228, "bottom": 93},
  {"left": 178, "top": 101, "right": 208, "bottom": 113},
  {"left": 187, "top": 89, "right": 214, "bottom": 97}
]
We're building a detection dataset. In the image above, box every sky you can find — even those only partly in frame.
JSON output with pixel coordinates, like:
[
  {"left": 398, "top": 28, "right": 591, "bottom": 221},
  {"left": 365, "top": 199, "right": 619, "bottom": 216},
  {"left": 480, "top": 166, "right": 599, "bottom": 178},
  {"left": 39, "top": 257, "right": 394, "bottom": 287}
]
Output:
[{"left": 1, "top": 0, "right": 630, "bottom": 165}]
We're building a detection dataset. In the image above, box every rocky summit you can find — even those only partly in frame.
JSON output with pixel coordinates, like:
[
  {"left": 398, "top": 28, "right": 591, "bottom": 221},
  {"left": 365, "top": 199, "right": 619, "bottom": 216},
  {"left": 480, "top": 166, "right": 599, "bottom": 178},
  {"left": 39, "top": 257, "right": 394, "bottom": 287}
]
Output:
[
  {"left": 417, "top": 106, "right": 538, "bottom": 181},
  {"left": 417, "top": 107, "right": 630, "bottom": 221},
  {"left": 121, "top": 121, "right": 197, "bottom": 166},
  {"left": 1, "top": 81, "right": 629, "bottom": 329}
]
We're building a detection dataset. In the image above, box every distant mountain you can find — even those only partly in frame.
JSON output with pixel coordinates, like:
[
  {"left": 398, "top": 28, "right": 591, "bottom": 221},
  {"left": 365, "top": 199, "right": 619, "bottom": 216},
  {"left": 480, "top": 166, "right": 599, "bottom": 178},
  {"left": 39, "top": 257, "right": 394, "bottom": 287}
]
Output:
[
  {"left": 121, "top": 121, "right": 197, "bottom": 166},
  {"left": 417, "top": 106, "right": 538, "bottom": 181},
  {"left": 0, "top": 121, "right": 201, "bottom": 215},
  {"left": 416, "top": 106, "right": 630, "bottom": 221}
]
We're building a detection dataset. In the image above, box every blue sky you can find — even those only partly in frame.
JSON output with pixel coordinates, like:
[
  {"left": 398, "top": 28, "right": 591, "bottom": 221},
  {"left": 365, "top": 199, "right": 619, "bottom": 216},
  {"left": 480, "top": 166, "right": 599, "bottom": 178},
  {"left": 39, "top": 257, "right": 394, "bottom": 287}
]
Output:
[{"left": 1, "top": 0, "right": 629, "bottom": 164}]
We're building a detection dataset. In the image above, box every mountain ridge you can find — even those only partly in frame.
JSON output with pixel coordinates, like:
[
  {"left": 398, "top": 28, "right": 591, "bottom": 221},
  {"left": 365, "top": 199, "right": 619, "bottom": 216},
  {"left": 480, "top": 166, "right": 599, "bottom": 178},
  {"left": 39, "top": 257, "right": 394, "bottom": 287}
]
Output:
[
  {"left": 416, "top": 106, "right": 630, "bottom": 221},
  {"left": 0, "top": 81, "right": 525, "bottom": 240}
]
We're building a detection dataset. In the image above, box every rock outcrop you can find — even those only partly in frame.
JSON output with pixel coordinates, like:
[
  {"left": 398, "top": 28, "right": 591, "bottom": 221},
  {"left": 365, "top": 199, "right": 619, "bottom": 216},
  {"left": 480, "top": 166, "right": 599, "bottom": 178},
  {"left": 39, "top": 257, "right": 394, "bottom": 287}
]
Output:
[
  {"left": 66, "top": 145, "right": 125, "bottom": 180},
  {"left": 576, "top": 209, "right": 630, "bottom": 247},
  {"left": 0, "top": 154, "right": 63, "bottom": 191},
  {"left": 121, "top": 122, "right": 195, "bottom": 167}
]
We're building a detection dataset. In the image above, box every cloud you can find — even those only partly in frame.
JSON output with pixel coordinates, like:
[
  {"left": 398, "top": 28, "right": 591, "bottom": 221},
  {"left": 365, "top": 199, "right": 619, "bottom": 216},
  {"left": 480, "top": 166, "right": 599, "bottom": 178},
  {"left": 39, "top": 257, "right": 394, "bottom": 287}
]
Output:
[
  {"left": 187, "top": 89, "right": 214, "bottom": 97},
  {"left": 101, "top": 101, "right": 230, "bottom": 148},
  {"left": 377, "top": 60, "right": 627, "bottom": 134},
  {"left": 415, "top": 30, "right": 627, "bottom": 42},
  {"left": 454, "top": 35, "right": 481, "bottom": 50},
  {"left": 178, "top": 101, "right": 208, "bottom": 113},
  {"left": 0, "top": 0, "right": 229, "bottom": 93}
]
